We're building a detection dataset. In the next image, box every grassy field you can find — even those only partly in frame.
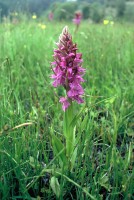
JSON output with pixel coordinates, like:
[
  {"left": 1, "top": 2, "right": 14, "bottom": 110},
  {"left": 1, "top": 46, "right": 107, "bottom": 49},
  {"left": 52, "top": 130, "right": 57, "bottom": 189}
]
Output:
[{"left": 0, "top": 19, "right": 134, "bottom": 199}]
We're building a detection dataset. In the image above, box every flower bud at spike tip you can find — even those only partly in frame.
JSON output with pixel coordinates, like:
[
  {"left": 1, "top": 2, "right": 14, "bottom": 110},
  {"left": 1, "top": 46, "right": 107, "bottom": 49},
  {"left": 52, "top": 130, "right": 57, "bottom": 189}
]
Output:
[{"left": 51, "top": 26, "right": 85, "bottom": 111}]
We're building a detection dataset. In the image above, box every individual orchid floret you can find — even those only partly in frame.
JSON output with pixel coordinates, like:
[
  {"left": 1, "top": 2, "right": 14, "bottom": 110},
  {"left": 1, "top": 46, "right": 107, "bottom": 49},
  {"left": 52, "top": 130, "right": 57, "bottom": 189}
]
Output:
[
  {"left": 51, "top": 26, "right": 85, "bottom": 111},
  {"left": 59, "top": 97, "right": 70, "bottom": 112}
]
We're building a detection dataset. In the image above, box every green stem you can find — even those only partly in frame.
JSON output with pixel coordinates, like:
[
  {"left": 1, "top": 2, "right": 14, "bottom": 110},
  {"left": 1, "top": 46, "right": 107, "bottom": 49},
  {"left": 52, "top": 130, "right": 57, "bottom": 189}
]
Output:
[{"left": 63, "top": 102, "right": 75, "bottom": 165}]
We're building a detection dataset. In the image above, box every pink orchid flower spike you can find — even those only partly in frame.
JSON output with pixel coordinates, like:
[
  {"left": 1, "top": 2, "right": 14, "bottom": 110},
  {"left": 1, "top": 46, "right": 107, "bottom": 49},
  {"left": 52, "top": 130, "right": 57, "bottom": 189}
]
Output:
[{"left": 51, "top": 26, "right": 85, "bottom": 111}]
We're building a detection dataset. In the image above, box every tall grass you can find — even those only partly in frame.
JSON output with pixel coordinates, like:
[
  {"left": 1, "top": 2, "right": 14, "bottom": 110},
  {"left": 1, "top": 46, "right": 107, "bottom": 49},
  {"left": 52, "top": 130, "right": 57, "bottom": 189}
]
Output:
[{"left": 0, "top": 20, "right": 134, "bottom": 199}]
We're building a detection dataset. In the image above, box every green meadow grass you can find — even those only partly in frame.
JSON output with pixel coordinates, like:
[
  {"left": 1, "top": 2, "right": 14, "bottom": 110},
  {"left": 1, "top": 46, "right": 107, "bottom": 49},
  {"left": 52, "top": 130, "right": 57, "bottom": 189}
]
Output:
[{"left": 0, "top": 20, "right": 134, "bottom": 199}]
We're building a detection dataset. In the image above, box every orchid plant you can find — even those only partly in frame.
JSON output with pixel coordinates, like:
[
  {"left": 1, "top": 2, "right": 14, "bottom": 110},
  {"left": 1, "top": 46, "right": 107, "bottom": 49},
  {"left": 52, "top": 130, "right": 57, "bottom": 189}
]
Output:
[
  {"left": 49, "top": 26, "right": 90, "bottom": 198},
  {"left": 51, "top": 26, "right": 85, "bottom": 170},
  {"left": 73, "top": 11, "right": 82, "bottom": 33},
  {"left": 28, "top": 27, "right": 95, "bottom": 199}
]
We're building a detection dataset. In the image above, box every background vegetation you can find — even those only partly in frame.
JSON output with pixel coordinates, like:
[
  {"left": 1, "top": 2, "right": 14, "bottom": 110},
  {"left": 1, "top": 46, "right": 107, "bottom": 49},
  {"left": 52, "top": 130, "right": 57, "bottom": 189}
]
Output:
[
  {"left": 0, "top": 0, "right": 134, "bottom": 199},
  {"left": 0, "top": 0, "right": 134, "bottom": 22}
]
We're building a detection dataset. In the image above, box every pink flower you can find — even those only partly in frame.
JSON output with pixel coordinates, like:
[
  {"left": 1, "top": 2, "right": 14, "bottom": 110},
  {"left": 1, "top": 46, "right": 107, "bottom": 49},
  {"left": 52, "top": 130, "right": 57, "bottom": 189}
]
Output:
[
  {"left": 73, "top": 12, "right": 82, "bottom": 25},
  {"left": 51, "top": 26, "right": 85, "bottom": 111},
  {"left": 59, "top": 97, "right": 70, "bottom": 111},
  {"left": 49, "top": 12, "right": 53, "bottom": 21}
]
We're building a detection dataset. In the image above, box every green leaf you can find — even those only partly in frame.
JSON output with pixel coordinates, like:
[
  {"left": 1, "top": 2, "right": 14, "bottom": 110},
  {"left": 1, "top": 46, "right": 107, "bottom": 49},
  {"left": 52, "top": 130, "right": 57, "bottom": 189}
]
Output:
[
  {"left": 81, "top": 114, "right": 89, "bottom": 131},
  {"left": 105, "top": 96, "right": 116, "bottom": 108},
  {"left": 51, "top": 133, "right": 67, "bottom": 167},
  {"left": 70, "top": 146, "right": 77, "bottom": 169},
  {"left": 124, "top": 142, "right": 132, "bottom": 170},
  {"left": 50, "top": 176, "right": 60, "bottom": 198},
  {"left": 70, "top": 105, "right": 86, "bottom": 128},
  {"left": 29, "top": 156, "right": 40, "bottom": 168},
  {"left": 98, "top": 174, "right": 111, "bottom": 192}
]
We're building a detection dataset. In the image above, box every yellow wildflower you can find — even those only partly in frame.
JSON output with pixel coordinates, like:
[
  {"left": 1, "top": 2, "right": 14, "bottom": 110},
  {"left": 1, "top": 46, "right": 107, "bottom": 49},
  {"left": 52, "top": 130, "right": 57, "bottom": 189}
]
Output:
[
  {"left": 32, "top": 15, "right": 37, "bottom": 19},
  {"left": 103, "top": 19, "right": 109, "bottom": 25},
  {"left": 41, "top": 24, "right": 46, "bottom": 30}
]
